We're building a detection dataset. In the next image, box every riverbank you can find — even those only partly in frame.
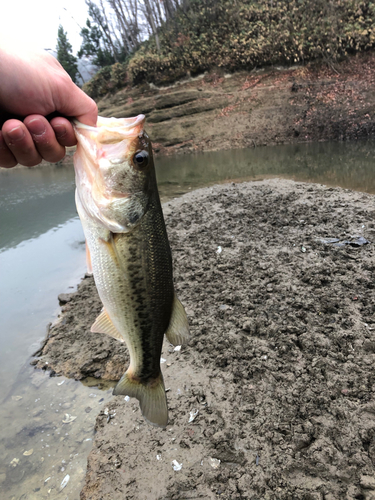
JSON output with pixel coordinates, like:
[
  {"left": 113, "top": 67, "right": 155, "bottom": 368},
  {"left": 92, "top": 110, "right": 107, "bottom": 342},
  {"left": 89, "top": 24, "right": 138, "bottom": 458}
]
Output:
[
  {"left": 95, "top": 52, "right": 375, "bottom": 157},
  {"left": 33, "top": 178, "right": 375, "bottom": 499}
]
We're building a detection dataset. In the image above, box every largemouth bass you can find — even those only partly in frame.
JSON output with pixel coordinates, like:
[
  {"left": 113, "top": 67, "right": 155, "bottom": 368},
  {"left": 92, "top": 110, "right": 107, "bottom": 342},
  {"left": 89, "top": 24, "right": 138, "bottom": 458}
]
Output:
[{"left": 73, "top": 115, "right": 189, "bottom": 428}]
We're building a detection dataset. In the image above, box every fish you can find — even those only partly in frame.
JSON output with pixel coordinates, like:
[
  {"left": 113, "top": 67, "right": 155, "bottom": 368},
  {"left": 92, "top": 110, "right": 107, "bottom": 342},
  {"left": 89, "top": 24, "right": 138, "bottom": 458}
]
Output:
[{"left": 73, "top": 115, "right": 189, "bottom": 427}]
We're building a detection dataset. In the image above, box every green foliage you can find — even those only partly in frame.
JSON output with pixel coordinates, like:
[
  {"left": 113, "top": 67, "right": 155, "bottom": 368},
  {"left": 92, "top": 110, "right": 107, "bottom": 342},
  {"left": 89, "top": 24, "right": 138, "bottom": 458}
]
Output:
[
  {"left": 78, "top": 19, "right": 116, "bottom": 67},
  {"left": 79, "top": 1, "right": 128, "bottom": 68},
  {"left": 56, "top": 25, "right": 79, "bottom": 84},
  {"left": 83, "top": 62, "right": 129, "bottom": 99},
  {"left": 85, "top": 0, "right": 375, "bottom": 97}
]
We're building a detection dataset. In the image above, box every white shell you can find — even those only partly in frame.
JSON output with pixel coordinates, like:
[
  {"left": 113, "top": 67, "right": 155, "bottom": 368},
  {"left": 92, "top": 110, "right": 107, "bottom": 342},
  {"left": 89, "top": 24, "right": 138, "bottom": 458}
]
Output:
[{"left": 60, "top": 474, "right": 70, "bottom": 490}]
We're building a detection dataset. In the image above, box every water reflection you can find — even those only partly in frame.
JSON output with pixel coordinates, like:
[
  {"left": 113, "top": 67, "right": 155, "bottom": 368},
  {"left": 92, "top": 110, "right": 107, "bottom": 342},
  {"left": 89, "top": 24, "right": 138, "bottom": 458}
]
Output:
[
  {"left": 155, "top": 140, "right": 375, "bottom": 199},
  {"left": 0, "top": 165, "right": 77, "bottom": 251},
  {"left": 0, "top": 218, "right": 86, "bottom": 402}
]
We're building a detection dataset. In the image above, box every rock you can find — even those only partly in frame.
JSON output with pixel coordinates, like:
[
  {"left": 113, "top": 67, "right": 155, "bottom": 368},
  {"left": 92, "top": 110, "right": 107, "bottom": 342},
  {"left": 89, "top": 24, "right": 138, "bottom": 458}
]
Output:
[
  {"left": 58, "top": 293, "right": 72, "bottom": 305},
  {"left": 30, "top": 371, "right": 47, "bottom": 388},
  {"left": 361, "top": 475, "right": 375, "bottom": 490},
  {"left": 242, "top": 320, "right": 251, "bottom": 331},
  {"left": 0, "top": 473, "right": 6, "bottom": 484}
]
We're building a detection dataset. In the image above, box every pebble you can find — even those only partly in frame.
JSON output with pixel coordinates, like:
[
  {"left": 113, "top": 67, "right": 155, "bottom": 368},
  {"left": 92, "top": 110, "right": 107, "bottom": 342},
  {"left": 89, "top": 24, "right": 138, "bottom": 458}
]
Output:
[
  {"left": 242, "top": 320, "right": 251, "bottom": 331},
  {"left": 30, "top": 372, "right": 47, "bottom": 388},
  {"left": 32, "top": 409, "right": 44, "bottom": 417}
]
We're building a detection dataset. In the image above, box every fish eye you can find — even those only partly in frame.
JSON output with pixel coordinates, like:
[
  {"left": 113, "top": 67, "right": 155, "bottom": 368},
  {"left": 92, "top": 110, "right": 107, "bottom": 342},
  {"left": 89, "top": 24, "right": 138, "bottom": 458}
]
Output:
[{"left": 133, "top": 150, "right": 149, "bottom": 168}]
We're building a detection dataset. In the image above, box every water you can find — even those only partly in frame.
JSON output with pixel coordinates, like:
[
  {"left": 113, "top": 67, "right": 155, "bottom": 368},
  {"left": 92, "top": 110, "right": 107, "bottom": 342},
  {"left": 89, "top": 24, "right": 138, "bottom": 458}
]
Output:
[
  {"left": 0, "top": 140, "right": 375, "bottom": 499},
  {"left": 155, "top": 140, "right": 375, "bottom": 198}
]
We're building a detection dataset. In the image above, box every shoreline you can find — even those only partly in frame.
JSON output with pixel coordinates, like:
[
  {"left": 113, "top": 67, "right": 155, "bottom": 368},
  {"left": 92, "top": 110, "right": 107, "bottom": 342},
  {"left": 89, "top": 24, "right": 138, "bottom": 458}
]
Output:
[{"left": 33, "top": 178, "right": 375, "bottom": 499}]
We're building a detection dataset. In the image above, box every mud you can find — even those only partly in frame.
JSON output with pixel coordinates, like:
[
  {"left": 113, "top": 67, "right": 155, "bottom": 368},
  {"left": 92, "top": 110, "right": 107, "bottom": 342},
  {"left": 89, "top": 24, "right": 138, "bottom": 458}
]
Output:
[{"left": 34, "top": 179, "right": 375, "bottom": 499}]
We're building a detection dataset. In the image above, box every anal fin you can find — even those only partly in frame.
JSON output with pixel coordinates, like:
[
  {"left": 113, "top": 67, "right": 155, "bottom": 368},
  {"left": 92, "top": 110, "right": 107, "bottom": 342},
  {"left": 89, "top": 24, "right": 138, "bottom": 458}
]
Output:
[
  {"left": 91, "top": 309, "right": 124, "bottom": 342},
  {"left": 165, "top": 293, "right": 190, "bottom": 346}
]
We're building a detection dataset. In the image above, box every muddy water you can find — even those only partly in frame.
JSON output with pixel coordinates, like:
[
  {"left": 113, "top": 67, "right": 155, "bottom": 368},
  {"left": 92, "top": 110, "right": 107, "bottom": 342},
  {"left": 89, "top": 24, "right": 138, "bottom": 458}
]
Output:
[{"left": 0, "top": 139, "right": 375, "bottom": 499}]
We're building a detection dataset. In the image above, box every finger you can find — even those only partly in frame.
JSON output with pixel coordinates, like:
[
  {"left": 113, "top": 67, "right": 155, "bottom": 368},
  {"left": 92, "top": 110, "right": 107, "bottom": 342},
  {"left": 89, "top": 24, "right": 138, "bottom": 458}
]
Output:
[
  {"left": 58, "top": 84, "right": 98, "bottom": 126},
  {"left": 2, "top": 120, "right": 42, "bottom": 167},
  {"left": 50, "top": 117, "right": 77, "bottom": 147},
  {"left": 24, "top": 115, "right": 65, "bottom": 163},
  {"left": 0, "top": 131, "right": 17, "bottom": 168}
]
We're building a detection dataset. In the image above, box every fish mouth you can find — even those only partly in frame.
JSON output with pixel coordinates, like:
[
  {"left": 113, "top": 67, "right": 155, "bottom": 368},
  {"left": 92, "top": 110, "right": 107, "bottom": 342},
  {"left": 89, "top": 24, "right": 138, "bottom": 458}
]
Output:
[
  {"left": 74, "top": 115, "right": 146, "bottom": 144},
  {"left": 73, "top": 115, "right": 147, "bottom": 184}
]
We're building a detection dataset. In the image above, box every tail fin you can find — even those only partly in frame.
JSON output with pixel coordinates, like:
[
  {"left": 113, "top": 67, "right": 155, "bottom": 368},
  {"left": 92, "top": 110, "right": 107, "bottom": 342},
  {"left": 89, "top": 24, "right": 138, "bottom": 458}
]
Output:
[{"left": 113, "top": 371, "right": 168, "bottom": 428}]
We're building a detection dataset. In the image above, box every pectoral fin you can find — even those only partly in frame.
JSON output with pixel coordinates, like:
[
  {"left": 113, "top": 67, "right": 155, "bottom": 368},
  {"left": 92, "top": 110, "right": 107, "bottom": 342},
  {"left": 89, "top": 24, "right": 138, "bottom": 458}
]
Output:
[
  {"left": 165, "top": 294, "right": 190, "bottom": 346},
  {"left": 91, "top": 309, "right": 124, "bottom": 342},
  {"left": 85, "top": 242, "right": 93, "bottom": 274}
]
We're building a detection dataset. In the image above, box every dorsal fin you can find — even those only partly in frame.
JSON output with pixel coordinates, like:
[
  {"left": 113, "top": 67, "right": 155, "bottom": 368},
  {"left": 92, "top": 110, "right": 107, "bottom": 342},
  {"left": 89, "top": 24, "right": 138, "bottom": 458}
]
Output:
[{"left": 91, "top": 309, "right": 124, "bottom": 342}]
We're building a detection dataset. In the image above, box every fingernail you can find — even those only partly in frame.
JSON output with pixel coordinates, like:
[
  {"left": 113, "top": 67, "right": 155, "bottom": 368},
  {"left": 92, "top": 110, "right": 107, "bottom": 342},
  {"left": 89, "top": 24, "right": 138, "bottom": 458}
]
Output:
[
  {"left": 28, "top": 119, "right": 46, "bottom": 136},
  {"left": 53, "top": 123, "right": 67, "bottom": 138},
  {"left": 8, "top": 127, "right": 25, "bottom": 142}
]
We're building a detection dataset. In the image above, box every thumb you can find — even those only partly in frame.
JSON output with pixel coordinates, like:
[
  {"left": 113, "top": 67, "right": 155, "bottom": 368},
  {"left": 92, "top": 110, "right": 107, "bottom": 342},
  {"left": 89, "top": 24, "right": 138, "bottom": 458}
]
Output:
[{"left": 57, "top": 84, "right": 98, "bottom": 126}]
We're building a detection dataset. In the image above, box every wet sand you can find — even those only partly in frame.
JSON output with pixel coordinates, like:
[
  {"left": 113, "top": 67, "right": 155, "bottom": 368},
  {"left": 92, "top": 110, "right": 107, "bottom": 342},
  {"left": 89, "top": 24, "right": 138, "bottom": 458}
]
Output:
[{"left": 32, "top": 178, "right": 375, "bottom": 499}]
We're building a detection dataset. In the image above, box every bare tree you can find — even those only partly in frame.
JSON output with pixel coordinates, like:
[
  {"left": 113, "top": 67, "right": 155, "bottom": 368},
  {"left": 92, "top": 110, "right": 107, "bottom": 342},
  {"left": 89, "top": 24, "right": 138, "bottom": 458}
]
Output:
[
  {"left": 143, "top": 0, "right": 161, "bottom": 52},
  {"left": 86, "top": 0, "right": 120, "bottom": 61},
  {"left": 82, "top": 0, "right": 188, "bottom": 61}
]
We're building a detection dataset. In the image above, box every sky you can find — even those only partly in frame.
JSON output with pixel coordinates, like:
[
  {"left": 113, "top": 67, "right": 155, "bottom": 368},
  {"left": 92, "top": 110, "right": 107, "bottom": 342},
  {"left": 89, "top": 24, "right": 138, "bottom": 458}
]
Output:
[{"left": 1, "top": 0, "right": 90, "bottom": 54}]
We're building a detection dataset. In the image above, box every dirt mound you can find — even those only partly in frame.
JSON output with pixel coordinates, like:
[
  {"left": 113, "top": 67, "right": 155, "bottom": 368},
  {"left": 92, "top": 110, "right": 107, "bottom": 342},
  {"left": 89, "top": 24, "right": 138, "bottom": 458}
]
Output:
[{"left": 33, "top": 179, "right": 375, "bottom": 499}]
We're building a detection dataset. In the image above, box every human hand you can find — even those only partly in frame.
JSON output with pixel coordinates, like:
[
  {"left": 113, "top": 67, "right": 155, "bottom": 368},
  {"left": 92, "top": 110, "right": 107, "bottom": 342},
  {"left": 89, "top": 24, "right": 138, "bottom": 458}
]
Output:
[{"left": 0, "top": 47, "right": 97, "bottom": 168}]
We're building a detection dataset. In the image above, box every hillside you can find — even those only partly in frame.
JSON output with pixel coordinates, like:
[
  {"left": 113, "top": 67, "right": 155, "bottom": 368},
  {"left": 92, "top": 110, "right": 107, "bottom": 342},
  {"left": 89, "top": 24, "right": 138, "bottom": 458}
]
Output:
[
  {"left": 96, "top": 52, "right": 375, "bottom": 155},
  {"left": 85, "top": 0, "right": 375, "bottom": 98}
]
